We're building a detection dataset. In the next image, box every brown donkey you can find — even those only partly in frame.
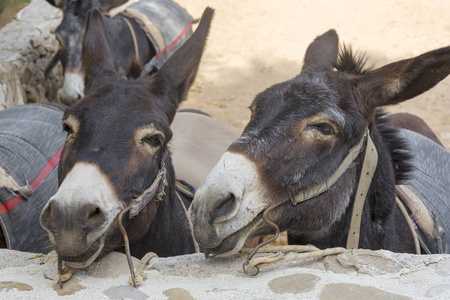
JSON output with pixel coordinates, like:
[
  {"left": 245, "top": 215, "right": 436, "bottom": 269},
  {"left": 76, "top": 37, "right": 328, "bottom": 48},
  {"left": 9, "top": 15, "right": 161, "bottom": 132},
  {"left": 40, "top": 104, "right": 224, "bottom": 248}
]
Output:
[
  {"left": 40, "top": 7, "right": 214, "bottom": 268},
  {"left": 190, "top": 30, "right": 450, "bottom": 256}
]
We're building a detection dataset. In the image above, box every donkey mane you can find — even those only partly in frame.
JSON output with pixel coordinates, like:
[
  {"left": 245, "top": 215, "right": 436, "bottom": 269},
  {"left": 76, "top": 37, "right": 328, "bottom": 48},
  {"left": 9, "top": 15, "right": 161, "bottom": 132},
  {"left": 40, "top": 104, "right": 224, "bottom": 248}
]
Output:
[
  {"left": 334, "top": 45, "right": 413, "bottom": 183},
  {"left": 334, "top": 45, "right": 373, "bottom": 75},
  {"left": 375, "top": 110, "right": 414, "bottom": 184},
  {"left": 126, "top": 58, "right": 144, "bottom": 79}
]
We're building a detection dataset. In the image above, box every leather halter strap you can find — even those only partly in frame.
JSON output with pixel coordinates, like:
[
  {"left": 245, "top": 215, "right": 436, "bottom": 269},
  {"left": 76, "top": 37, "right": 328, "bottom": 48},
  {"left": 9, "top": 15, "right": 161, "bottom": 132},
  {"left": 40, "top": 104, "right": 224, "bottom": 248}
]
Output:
[
  {"left": 345, "top": 131, "right": 378, "bottom": 249},
  {"left": 129, "top": 153, "right": 167, "bottom": 218},
  {"left": 290, "top": 128, "right": 379, "bottom": 249},
  {"left": 292, "top": 128, "right": 370, "bottom": 205},
  {"left": 123, "top": 17, "right": 140, "bottom": 60}
]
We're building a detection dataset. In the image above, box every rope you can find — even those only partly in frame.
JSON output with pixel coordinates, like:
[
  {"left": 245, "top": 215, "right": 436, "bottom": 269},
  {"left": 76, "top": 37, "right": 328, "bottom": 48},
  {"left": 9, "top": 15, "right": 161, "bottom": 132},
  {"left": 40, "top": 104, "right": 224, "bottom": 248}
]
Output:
[
  {"left": 55, "top": 265, "right": 74, "bottom": 286},
  {"left": 176, "top": 191, "right": 200, "bottom": 253},
  {"left": 395, "top": 197, "right": 421, "bottom": 254},
  {"left": 128, "top": 252, "right": 158, "bottom": 287},
  {"left": 118, "top": 206, "right": 138, "bottom": 286},
  {"left": 240, "top": 245, "right": 345, "bottom": 275}
]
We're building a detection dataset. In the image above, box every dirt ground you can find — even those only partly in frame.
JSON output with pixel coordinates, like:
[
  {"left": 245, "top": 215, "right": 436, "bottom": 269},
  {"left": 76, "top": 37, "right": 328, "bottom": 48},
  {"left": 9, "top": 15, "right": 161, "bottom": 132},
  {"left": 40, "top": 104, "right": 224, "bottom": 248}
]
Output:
[{"left": 178, "top": 0, "right": 450, "bottom": 149}]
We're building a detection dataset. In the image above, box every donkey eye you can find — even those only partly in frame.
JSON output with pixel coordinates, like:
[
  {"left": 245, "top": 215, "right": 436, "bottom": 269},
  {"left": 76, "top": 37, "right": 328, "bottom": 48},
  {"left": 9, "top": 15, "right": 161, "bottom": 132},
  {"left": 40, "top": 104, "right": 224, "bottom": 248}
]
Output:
[
  {"left": 308, "top": 123, "right": 335, "bottom": 136},
  {"left": 62, "top": 122, "right": 74, "bottom": 135},
  {"left": 141, "top": 135, "right": 162, "bottom": 148}
]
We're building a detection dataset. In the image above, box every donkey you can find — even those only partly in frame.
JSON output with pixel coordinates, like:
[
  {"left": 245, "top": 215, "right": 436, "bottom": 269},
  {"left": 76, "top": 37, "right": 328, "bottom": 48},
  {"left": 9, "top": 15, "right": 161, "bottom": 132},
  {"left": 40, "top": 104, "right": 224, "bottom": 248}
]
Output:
[
  {"left": 39, "top": 7, "right": 214, "bottom": 268},
  {"left": 189, "top": 30, "right": 450, "bottom": 256},
  {"left": 45, "top": 0, "right": 194, "bottom": 105}
]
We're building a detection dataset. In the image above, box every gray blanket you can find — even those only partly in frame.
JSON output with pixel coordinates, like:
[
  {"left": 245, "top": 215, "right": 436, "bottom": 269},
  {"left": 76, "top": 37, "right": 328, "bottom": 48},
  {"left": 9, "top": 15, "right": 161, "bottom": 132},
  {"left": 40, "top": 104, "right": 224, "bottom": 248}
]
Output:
[
  {"left": 120, "top": 0, "right": 193, "bottom": 72},
  {"left": 399, "top": 129, "right": 450, "bottom": 253},
  {"left": 0, "top": 104, "right": 66, "bottom": 253}
]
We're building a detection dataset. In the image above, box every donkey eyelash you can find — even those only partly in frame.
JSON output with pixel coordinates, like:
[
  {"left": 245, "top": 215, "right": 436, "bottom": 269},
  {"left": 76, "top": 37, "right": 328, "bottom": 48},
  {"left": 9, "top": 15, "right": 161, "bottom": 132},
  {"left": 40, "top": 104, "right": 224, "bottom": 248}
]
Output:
[
  {"left": 141, "top": 135, "right": 163, "bottom": 148},
  {"left": 62, "top": 122, "right": 74, "bottom": 135},
  {"left": 305, "top": 123, "right": 336, "bottom": 136}
]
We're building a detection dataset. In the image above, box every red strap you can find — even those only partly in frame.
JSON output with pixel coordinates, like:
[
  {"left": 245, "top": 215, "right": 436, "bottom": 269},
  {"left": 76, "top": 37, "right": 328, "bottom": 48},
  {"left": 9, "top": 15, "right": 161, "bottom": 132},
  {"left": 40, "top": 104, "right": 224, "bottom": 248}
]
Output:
[
  {"left": 156, "top": 21, "right": 193, "bottom": 59},
  {"left": 0, "top": 146, "right": 64, "bottom": 215}
]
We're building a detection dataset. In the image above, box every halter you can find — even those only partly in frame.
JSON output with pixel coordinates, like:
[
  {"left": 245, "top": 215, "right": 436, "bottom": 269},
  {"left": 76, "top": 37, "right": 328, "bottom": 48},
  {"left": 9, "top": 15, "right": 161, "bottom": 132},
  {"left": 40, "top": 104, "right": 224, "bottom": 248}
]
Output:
[
  {"left": 291, "top": 128, "right": 379, "bottom": 249},
  {"left": 123, "top": 17, "right": 140, "bottom": 61},
  {"left": 117, "top": 150, "right": 199, "bottom": 287},
  {"left": 243, "top": 128, "right": 424, "bottom": 276},
  {"left": 129, "top": 152, "right": 168, "bottom": 218}
]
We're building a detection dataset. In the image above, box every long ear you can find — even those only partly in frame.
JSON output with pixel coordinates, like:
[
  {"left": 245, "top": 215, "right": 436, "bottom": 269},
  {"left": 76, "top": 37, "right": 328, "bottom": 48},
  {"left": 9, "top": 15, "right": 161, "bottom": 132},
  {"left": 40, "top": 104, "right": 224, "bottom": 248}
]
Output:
[
  {"left": 152, "top": 7, "right": 214, "bottom": 108},
  {"left": 301, "top": 29, "right": 339, "bottom": 73},
  {"left": 82, "top": 8, "right": 116, "bottom": 90},
  {"left": 358, "top": 46, "right": 450, "bottom": 112}
]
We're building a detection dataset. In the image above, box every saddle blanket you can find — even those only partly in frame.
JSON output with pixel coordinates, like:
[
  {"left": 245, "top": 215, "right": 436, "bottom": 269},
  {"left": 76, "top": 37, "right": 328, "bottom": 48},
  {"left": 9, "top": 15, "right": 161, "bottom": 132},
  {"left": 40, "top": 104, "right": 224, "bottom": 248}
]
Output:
[
  {"left": 0, "top": 104, "right": 66, "bottom": 253},
  {"left": 399, "top": 128, "right": 450, "bottom": 253},
  {"left": 117, "top": 0, "right": 194, "bottom": 73}
]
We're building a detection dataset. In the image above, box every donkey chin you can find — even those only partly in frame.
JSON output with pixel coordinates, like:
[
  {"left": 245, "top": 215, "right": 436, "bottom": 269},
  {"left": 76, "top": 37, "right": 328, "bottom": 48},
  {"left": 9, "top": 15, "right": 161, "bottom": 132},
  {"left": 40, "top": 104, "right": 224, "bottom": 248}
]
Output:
[
  {"left": 45, "top": 210, "right": 120, "bottom": 269},
  {"left": 56, "top": 234, "right": 106, "bottom": 269},
  {"left": 201, "top": 213, "right": 264, "bottom": 256}
]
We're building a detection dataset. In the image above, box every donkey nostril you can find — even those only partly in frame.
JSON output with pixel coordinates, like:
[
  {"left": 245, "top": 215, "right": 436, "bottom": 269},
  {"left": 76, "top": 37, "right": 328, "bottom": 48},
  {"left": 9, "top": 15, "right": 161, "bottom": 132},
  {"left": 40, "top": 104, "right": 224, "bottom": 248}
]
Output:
[
  {"left": 40, "top": 202, "right": 55, "bottom": 230},
  {"left": 208, "top": 193, "right": 239, "bottom": 225},
  {"left": 87, "top": 206, "right": 101, "bottom": 218},
  {"left": 83, "top": 204, "right": 106, "bottom": 231}
]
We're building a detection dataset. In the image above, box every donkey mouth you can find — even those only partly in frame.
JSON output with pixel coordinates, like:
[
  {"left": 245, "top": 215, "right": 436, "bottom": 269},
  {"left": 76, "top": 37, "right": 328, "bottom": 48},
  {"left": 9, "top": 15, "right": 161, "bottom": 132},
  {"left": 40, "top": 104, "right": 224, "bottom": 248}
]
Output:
[
  {"left": 205, "top": 212, "right": 264, "bottom": 255},
  {"left": 60, "top": 235, "right": 105, "bottom": 269}
]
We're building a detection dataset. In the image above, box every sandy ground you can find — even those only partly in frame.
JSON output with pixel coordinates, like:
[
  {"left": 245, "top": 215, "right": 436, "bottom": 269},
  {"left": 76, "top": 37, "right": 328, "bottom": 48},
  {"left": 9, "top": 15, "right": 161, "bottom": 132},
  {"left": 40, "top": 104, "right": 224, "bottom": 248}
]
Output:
[{"left": 177, "top": 0, "right": 450, "bottom": 149}]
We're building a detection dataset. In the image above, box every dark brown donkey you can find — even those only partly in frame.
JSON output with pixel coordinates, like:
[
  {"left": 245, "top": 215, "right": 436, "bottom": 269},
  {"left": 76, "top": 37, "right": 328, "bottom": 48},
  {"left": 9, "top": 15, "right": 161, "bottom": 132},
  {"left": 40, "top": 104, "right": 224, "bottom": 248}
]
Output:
[
  {"left": 190, "top": 30, "right": 450, "bottom": 256},
  {"left": 45, "top": 0, "right": 193, "bottom": 105},
  {"left": 40, "top": 7, "right": 213, "bottom": 268}
]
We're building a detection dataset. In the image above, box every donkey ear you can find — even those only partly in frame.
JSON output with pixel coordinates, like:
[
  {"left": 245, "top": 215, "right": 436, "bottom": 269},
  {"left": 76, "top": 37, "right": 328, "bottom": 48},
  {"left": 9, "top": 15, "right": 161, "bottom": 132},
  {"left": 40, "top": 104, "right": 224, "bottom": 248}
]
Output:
[
  {"left": 82, "top": 8, "right": 116, "bottom": 90},
  {"left": 46, "top": 0, "right": 66, "bottom": 9},
  {"left": 301, "top": 29, "right": 339, "bottom": 73},
  {"left": 152, "top": 7, "right": 214, "bottom": 108},
  {"left": 358, "top": 46, "right": 450, "bottom": 111}
]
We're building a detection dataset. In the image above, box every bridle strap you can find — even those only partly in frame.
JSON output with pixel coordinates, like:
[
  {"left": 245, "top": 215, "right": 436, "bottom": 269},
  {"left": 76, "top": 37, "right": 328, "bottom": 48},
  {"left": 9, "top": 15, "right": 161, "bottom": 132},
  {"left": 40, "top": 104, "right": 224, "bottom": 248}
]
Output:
[
  {"left": 129, "top": 153, "right": 167, "bottom": 218},
  {"left": 292, "top": 128, "right": 369, "bottom": 205},
  {"left": 175, "top": 191, "right": 200, "bottom": 253},
  {"left": 123, "top": 17, "right": 140, "bottom": 60},
  {"left": 346, "top": 131, "right": 378, "bottom": 249}
]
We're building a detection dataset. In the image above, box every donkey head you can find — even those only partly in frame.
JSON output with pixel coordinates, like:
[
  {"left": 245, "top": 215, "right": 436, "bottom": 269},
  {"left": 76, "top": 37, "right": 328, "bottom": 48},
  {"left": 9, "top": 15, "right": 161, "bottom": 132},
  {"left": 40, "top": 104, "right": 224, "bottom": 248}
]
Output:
[
  {"left": 40, "top": 7, "right": 213, "bottom": 267},
  {"left": 190, "top": 29, "right": 450, "bottom": 255},
  {"left": 46, "top": 0, "right": 127, "bottom": 105}
]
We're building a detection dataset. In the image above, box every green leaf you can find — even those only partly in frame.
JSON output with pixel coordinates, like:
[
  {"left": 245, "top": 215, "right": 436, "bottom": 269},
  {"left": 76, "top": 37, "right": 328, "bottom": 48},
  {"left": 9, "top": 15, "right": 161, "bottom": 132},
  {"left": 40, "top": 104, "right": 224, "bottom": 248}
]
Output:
[{"left": 27, "top": 253, "right": 44, "bottom": 260}]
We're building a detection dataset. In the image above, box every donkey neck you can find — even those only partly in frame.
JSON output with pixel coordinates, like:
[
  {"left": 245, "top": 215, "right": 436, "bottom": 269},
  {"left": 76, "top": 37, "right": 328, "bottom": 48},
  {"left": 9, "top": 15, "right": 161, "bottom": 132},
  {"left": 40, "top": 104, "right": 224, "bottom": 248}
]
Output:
[
  {"left": 289, "top": 124, "right": 416, "bottom": 253},
  {"left": 359, "top": 125, "right": 416, "bottom": 252},
  {"left": 129, "top": 158, "right": 195, "bottom": 258},
  {"left": 101, "top": 15, "right": 155, "bottom": 74}
]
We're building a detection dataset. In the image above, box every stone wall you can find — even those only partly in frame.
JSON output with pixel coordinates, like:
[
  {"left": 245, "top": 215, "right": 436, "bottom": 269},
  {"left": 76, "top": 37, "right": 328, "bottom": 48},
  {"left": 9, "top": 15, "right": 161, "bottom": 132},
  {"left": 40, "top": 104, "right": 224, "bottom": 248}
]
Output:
[
  {"left": 0, "top": 249, "right": 449, "bottom": 299},
  {"left": 0, "top": 0, "right": 62, "bottom": 110}
]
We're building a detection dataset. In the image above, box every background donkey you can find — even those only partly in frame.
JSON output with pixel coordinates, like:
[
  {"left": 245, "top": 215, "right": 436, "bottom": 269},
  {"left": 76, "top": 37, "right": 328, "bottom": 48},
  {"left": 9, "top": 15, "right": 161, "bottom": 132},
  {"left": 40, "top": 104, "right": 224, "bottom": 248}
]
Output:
[
  {"left": 190, "top": 29, "right": 450, "bottom": 256},
  {"left": 45, "top": 0, "right": 194, "bottom": 105},
  {"left": 39, "top": 7, "right": 214, "bottom": 268}
]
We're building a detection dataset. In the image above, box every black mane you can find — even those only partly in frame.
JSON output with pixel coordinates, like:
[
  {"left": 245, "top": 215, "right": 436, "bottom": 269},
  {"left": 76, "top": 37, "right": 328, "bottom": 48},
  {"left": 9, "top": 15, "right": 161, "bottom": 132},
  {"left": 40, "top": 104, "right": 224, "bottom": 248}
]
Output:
[
  {"left": 375, "top": 109, "right": 414, "bottom": 184},
  {"left": 335, "top": 44, "right": 373, "bottom": 75}
]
